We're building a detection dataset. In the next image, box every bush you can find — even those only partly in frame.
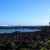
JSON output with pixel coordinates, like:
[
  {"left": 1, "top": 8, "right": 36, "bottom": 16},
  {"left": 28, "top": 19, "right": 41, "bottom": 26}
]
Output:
[{"left": 21, "top": 48, "right": 27, "bottom": 50}]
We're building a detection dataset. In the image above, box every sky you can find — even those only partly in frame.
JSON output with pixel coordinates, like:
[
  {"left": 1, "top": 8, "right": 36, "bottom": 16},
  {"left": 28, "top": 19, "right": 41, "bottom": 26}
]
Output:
[{"left": 0, "top": 0, "right": 50, "bottom": 26}]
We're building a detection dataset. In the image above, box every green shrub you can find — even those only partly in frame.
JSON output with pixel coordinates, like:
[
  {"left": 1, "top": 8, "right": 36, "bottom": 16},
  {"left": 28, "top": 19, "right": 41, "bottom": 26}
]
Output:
[{"left": 21, "top": 48, "right": 27, "bottom": 50}]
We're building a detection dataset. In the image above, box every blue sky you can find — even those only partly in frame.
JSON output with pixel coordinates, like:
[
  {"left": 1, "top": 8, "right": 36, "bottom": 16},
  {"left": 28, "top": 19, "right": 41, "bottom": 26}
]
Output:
[{"left": 0, "top": 0, "right": 50, "bottom": 26}]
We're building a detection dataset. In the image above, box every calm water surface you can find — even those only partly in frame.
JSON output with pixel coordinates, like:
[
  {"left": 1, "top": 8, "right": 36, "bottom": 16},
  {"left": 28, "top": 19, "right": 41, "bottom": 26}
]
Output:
[{"left": 0, "top": 29, "right": 40, "bottom": 33}]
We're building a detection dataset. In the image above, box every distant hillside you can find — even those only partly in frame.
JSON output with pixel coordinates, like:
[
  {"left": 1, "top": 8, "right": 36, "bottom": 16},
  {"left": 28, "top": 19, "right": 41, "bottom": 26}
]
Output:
[{"left": 0, "top": 26, "right": 50, "bottom": 29}]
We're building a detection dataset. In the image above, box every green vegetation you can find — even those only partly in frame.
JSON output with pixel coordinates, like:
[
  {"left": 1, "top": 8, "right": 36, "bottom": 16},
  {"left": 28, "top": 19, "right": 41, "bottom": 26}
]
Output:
[
  {"left": 38, "top": 40, "right": 50, "bottom": 50},
  {"left": 21, "top": 48, "right": 27, "bottom": 50},
  {"left": 40, "top": 48, "right": 47, "bottom": 50}
]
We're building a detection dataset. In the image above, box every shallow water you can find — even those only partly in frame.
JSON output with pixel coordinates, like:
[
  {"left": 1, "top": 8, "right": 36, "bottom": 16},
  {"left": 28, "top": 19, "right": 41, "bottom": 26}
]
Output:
[{"left": 0, "top": 28, "right": 40, "bottom": 33}]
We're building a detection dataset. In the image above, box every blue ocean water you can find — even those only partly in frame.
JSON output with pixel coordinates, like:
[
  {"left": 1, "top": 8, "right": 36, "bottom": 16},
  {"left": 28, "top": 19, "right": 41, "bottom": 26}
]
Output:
[{"left": 0, "top": 29, "right": 40, "bottom": 33}]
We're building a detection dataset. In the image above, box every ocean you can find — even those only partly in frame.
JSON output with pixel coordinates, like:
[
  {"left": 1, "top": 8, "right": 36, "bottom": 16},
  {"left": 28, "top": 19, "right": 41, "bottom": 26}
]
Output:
[{"left": 0, "top": 28, "right": 40, "bottom": 33}]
